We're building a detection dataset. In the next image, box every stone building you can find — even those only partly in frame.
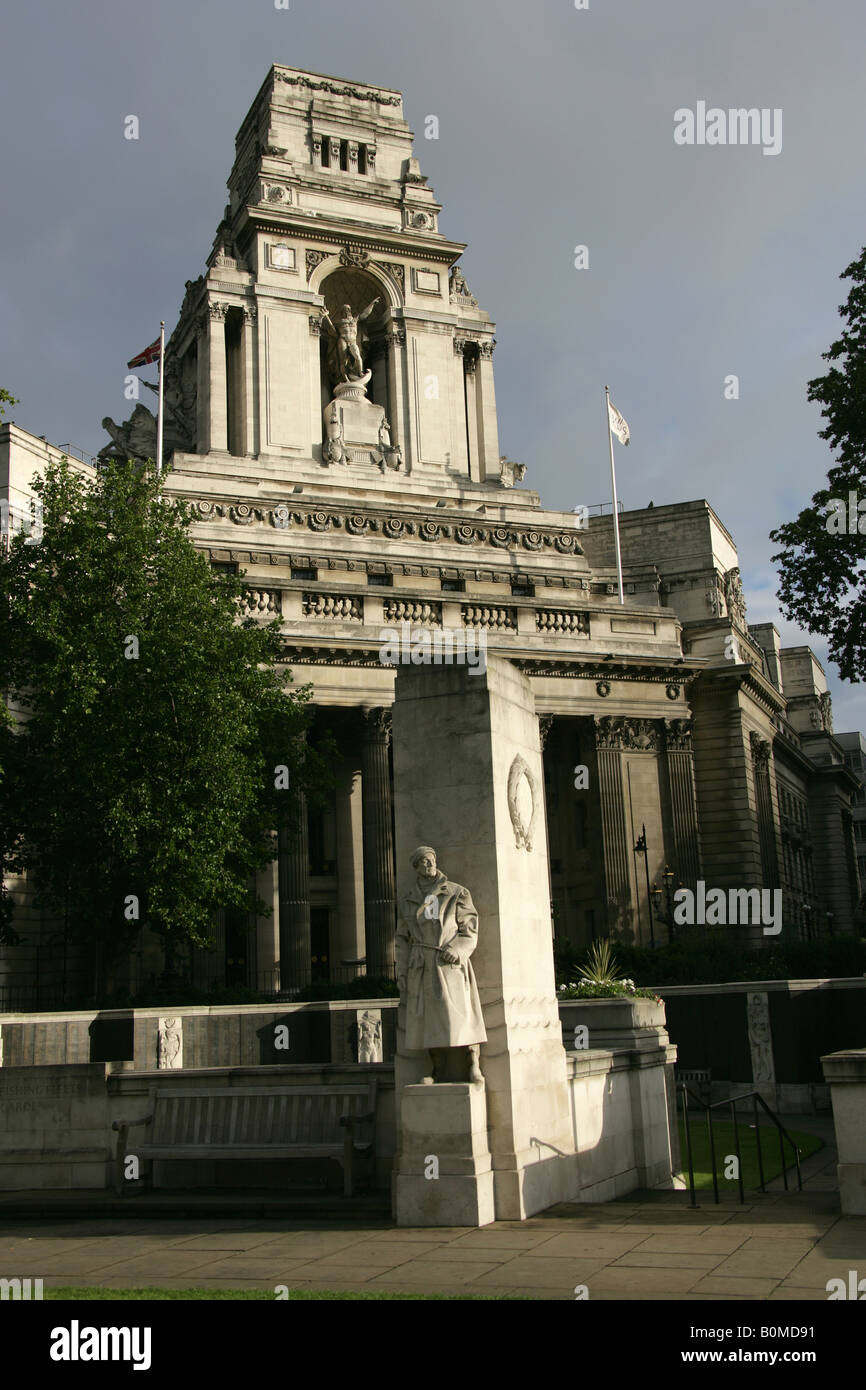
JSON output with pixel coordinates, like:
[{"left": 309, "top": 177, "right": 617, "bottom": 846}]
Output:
[{"left": 0, "top": 65, "right": 861, "bottom": 1004}]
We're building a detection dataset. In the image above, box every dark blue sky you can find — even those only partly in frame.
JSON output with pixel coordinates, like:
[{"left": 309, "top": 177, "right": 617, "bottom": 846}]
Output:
[{"left": 1, "top": 0, "right": 864, "bottom": 728}]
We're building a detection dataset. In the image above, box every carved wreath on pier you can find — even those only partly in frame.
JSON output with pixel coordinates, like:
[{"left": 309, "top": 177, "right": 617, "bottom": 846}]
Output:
[{"left": 507, "top": 753, "right": 539, "bottom": 852}]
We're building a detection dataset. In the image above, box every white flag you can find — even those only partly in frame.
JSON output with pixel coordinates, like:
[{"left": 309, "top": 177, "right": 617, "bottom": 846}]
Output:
[{"left": 608, "top": 399, "right": 630, "bottom": 446}]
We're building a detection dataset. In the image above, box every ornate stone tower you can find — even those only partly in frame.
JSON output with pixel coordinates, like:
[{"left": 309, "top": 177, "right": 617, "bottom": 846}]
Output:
[{"left": 164, "top": 64, "right": 501, "bottom": 482}]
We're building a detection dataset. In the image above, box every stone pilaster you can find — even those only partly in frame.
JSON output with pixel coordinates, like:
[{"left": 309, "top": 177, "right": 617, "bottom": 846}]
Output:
[
  {"left": 475, "top": 342, "right": 500, "bottom": 481},
  {"left": 663, "top": 718, "right": 701, "bottom": 886},
  {"left": 750, "top": 732, "right": 779, "bottom": 889},
  {"left": 242, "top": 305, "right": 258, "bottom": 457},
  {"left": 593, "top": 718, "right": 632, "bottom": 934},
  {"left": 386, "top": 328, "right": 409, "bottom": 470},
  {"left": 361, "top": 707, "right": 397, "bottom": 977}
]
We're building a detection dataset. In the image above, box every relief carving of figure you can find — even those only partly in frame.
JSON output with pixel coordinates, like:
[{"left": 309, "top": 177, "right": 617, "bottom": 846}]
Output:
[
  {"left": 357, "top": 1010, "right": 383, "bottom": 1064},
  {"left": 396, "top": 846, "right": 486, "bottom": 1084}
]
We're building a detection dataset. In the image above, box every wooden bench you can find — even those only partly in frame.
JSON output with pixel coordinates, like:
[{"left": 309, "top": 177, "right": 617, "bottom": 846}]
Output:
[{"left": 112, "top": 1081, "right": 377, "bottom": 1197}]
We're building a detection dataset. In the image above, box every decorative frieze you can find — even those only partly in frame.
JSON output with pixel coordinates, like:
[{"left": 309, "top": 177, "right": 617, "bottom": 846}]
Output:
[
  {"left": 302, "top": 593, "right": 363, "bottom": 622},
  {"left": 594, "top": 717, "right": 660, "bottom": 752},
  {"left": 191, "top": 500, "right": 586, "bottom": 557},
  {"left": 461, "top": 605, "right": 517, "bottom": 632},
  {"left": 535, "top": 609, "right": 589, "bottom": 636}
]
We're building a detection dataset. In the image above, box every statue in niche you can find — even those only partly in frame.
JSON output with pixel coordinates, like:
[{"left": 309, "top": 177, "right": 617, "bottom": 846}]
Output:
[
  {"left": 396, "top": 846, "right": 486, "bottom": 1084},
  {"left": 321, "top": 298, "right": 381, "bottom": 383}
]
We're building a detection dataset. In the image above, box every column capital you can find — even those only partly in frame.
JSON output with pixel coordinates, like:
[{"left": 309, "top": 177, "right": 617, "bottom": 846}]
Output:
[
  {"left": 362, "top": 706, "right": 392, "bottom": 743},
  {"left": 750, "top": 730, "right": 772, "bottom": 767},
  {"left": 664, "top": 717, "right": 693, "bottom": 753}
]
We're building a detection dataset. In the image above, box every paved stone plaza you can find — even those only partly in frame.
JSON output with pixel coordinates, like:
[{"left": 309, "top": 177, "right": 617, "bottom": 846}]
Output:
[{"left": 1, "top": 1120, "right": 860, "bottom": 1301}]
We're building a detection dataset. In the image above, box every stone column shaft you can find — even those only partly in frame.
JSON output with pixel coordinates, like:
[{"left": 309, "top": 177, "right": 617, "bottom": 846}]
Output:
[
  {"left": 596, "top": 745, "right": 631, "bottom": 933},
  {"left": 361, "top": 708, "right": 396, "bottom": 977},
  {"left": 208, "top": 305, "right": 228, "bottom": 453},
  {"left": 278, "top": 790, "right": 311, "bottom": 989},
  {"left": 243, "top": 307, "right": 257, "bottom": 457}
]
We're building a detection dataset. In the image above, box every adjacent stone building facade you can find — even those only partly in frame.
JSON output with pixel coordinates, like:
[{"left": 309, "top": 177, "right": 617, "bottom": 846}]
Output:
[{"left": 0, "top": 65, "right": 861, "bottom": 1004}]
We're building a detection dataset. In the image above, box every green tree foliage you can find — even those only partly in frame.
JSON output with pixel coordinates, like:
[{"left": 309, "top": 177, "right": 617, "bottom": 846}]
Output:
[
  {"left": 770, "top": 247, "right": 866, "bottom": 682},
  {"left": 0, "top": 456, "right": 328, "bottom": 983}
]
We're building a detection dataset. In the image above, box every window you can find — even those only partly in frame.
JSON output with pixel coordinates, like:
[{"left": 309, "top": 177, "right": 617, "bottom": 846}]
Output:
[
  {"left": 211, "top": 561, "right": 238, "bottom": 576},
  {"left": 292, "top": 567, "right": 317, "bottom": 582},
  {"left": 511, "top": 583, "right": 535, "bottom": 598},
  {"left": 441, "top": 578, "right": 465, "bottom": 593},
  {"left": 367, "top": 572, "right": 393, "bottom": 587}
]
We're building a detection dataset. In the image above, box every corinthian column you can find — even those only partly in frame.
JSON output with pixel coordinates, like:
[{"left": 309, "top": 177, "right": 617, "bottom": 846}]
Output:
[
  {"left": 207, "top": 301, "right": 228, "bottom": 453},
  {"left": 361, "top": 707, "right": 396, "bottom": 977}
]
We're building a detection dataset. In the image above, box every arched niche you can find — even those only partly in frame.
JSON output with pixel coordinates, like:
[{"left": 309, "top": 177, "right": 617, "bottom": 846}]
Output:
[{"left": 313, "top": 263, "right": 396, "bottom": 417}]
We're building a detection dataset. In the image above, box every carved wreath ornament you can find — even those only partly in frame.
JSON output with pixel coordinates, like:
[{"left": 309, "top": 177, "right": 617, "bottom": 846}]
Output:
[{"left": 507, "top": 754, "right": 539, "bottom": 852}]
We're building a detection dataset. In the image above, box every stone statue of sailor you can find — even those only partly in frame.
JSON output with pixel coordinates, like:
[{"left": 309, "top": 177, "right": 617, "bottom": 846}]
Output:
[{"left": 396, "top": 846, "right": 486, "bottom": 1084}]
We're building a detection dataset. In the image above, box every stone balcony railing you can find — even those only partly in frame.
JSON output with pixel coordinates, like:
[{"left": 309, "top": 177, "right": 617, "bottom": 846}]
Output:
[
  {"left": 535, "top": 609, "right": 590, "bottom": 636},
  {"left": 242, "top": 589, "right": 282, "bottom": 617},
  {"left": 301, "top": 593, "right": 364, "bottom": 622},
  {"left": 382, "top": 599, "right": 443, "bottom": 626},
  {"left": 460, "top": 605, "right": 517, "bottom": 632}
]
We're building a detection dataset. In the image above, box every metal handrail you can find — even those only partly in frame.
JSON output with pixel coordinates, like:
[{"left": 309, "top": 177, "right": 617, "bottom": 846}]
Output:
[{"left": 676, "top": 1083, "right": 804, "bottom": 1209}]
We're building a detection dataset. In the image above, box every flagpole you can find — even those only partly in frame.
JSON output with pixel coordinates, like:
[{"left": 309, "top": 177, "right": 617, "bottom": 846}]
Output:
[
  {"left": 605, "top": 385, "right": 625, "bottom": 604},
  {"left": 155, "top": 321, "right": 165, "bottom": 480}
]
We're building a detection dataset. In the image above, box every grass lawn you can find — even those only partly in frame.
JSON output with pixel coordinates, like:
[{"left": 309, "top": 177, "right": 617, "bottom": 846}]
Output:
[
  {"left": 45, "top": 1287, "right": 524, "bottom": 1300},
  {"left": 677, "top": 1115, "right": 823, "bottom": 1191}
]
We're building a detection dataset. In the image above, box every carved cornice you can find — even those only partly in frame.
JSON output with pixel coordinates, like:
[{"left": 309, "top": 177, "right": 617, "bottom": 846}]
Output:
[
  {"left": 190, "top": 499, "right": 585, "bottom": 557},
  {"left": 517, "top": 660, "right": 698, "bottom": 685}
]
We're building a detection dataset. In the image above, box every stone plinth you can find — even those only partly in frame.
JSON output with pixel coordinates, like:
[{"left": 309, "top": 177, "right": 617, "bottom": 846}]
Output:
[
  {"left": 0, "top": 1063, "right": 111, "bottom": 1190},
  {"left": 394, "top": 1082, "right": 494, "bottom": 1226},
  {"left": 392, "top": 658, "right": 578, "bottom": 1222},
  {"left": 822, "top": 1049, "right": 866, "bottom": 1214}
]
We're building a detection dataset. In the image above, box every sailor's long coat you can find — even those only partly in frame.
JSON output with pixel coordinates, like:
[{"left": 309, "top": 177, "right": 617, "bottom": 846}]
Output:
[{"left": 396, "top": 871, "right": 487, "bottom": 1050}]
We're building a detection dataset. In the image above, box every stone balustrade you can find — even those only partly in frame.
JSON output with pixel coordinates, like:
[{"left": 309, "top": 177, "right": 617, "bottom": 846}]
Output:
[
  {"left": 535, "top": 609, "right": 590, "bottom": 635},
  {"left": 302, "top": 593, "right": 363, "bottom": 621},
  {"left": 460, "top": 605, "right": 517, "bottom": 632},
  {"left": 242, "top": 589, "right": 282, "bottom": 617},
  {"left": 382, "top": 598, "right": 442, "bottom": 625}
]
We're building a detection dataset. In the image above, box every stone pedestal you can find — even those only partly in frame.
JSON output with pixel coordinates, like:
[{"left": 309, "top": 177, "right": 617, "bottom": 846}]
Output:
[
  {"left": 323, "top": 388, "right": 386, "bottom": 466},
  {"left": 823, "top": 1049, "right": 866, "bottom": 1214},
  {"left": 394, "top": 1083, "right": 495, "bottom": 1227},
  {"left": 392, "top": 658, "right": 578, "bottom": 1223}
]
